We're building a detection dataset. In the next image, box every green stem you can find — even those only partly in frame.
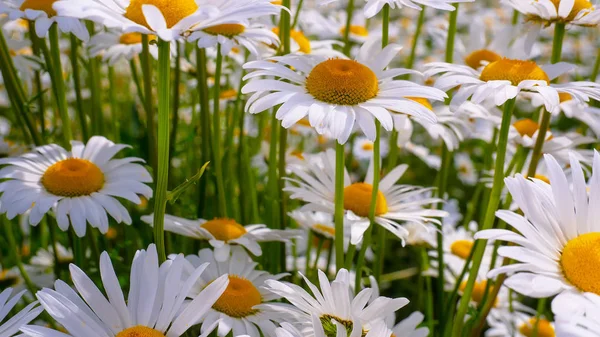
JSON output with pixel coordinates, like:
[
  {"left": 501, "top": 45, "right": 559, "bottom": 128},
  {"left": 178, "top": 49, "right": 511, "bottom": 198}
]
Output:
[
  {"left": 49, "top": 25, "right": 72, "bottom": 144},
  {"left": 212, "top": 45, "right": 228, "bottom": 217},
  {"left": 532, "top": 298, "right": 547, "bottom": 337},
  {"left": 152, "top": 39, "right": 171, "bottom": 263},
  {"left": 334, "top": 142, "right": 346, "bottom": 271},
  {"left": 168, "top": 42, "right": 181, "bottom": 188},
  {"left": 451, "top": 98, "right": 516, "bottom": 335},
  {"left": 342, "top": 0, "right": 356, "bottom": 56},
  {"left": 291, "top": 0, "right": 305, "bottom": 30},
  {"left": 70, "top": 34, "right": 88, "bottom": 141},
  {"left": 4, "top": 219, "right": 37, "bottom": 296},
  {"left": 141, "top": 35, "right": 157, "bottom": 176},
  {"left": 445, "top": 4, "right": 459, "bottom": 63},
  {"left": 108, "top": 66, "right": 119, "bottom": 142},
  {"left": 196, "top": 47, "right": 212, "bottom": 217},
  {"left": 527, "top": 22, "right": 565, "bottom": 178},
  {"left": 591, "top": 48, "right": 600, "bottom": 82}
]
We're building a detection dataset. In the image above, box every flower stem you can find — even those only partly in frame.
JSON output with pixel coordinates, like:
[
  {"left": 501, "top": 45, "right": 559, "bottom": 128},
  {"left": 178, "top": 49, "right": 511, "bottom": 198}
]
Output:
[
  {"left": 342, "top": 0, "right": 355, "bottom": 56},
  {"left": 451, "top": 98, "right": 516, "bottom": 335},
  {"left": 591, "top": 48, "right": 600, "bottom": 82},
  {"left": 3, "top": 218, "right": 37, "bottom": 296},
  {"left": 141, "top": 35, "right": 157, "bottom": 176},
  {"left": 195, "top": 47, "right": 212, "bottom": 217},
  {"left": 334, "top": 141, "right": 346, "bottom": 271},
  {"left": 49, "top": 25, "right": 72, "bottom": 144},
  {"left": 212, "top": 45, "right": 228, "bottom": 217},
  {"left": 527, "top": 22, "right": 565, "bottom": 178},
  {"left": 69, "top": 34, "right": 88, "bottom": 141},
  {"left": 152, "top": 39, "right": 171, "bottom": 263},
  {"left": 445, "top": 4, "right": 459, "bottom": 63}
]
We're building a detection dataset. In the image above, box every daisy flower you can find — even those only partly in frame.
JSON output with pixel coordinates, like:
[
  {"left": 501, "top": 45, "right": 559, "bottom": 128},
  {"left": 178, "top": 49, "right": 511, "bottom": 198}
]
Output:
[
  {"left": 363, "top": 0, "right": 474, "bottom": 18},
  {"left": 30, "top": 243, "right": 73, "bottom": 271},
  {"left": 54, "top": 0, "right": 277, "bottom": 41},
  {"left": 263, "top": 268, "right": 409, "bottom": 337},
  {"left": 242, "top": 39, "right": 447, "bottom": 144},
  {"left": 20, "top": 244, "right": 230, "bottom": 337},
  {"left": 0, "top": 136, "right": 153, "bottom": 237},
  {"left": 454, "top": 153, "right": 478, "bottom": 185},
  {"left": 0, "top": 264, "right": 53, "bottom": 293},
  {"left": 285, "top": 149, "right": 446, "bottom": 245},
  {"left": 0, "top": 288, "right": 42, "bottom": 337},
  {"left": 89, "top": 31, "right": 158, "bottom": 65},
  {"left": 182, "top": 247, "right": 291, "bottom": 337},
  {"left": 0, "top": 0, "right": 89, "bottom": 41},
  {"left": 475, "top": 151, "right": 600, "bottom": 298},
  {"left": 486, "top": 308, "right": 555, "bottom": 337},
  {"left": 553, "top": 292, "right": 600, "bottom": 336},
  {"left": 506, "top": 0, "right": 600, "bottom": 27},
  {"left": 188, "top": 22, "right": 280, "bottom": 56},
  {"left": 141, "top": 214, "right": 301, "bottom": 261},
  {"left": 353, "top": 137, "right": 390, "bottom": 161},
  {"left": 289, "top": 209, "right": 337, "bottom": 241},
  {"left": 424, "top": 58, "right": 600, "bottom": 112}
]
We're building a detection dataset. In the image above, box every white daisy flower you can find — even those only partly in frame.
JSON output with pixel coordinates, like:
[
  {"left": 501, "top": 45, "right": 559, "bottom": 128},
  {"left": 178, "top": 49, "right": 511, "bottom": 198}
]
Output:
[
  {"left": 264, "top": 28, "right": 344, "bottom": 58},
  {"left": 363, "top": 0, "right": 474, "bottom": 18},
  {"left": 285, "top": 149, "right": 447, "bottom": 245},
  {"left": 486, "top": 307, "right": 555, "bottom": 337},
  {"left": 0, "top": 288, "right": 42, "bottom": 337},
  {"left": 388, "top": 312, "right": 429, "bottom": 337},
  {"left": 54, "top": 0, "right": 274, "bottom": 41},
  {"left": 505, "top": 0, "right": 600, "bottom": 27},
  {"left": 475, "top": 151, "right": 600, "bottom": 299},
  {"left": 263, "top": 268, "right": 408, "bottom": 337},
  {"left": 353, "top": 137, "right": 390, "bottom": 161},
  {"left": 0, "top": 0, "right": 89, "bottom": 41},
  {"left": 424, "top": 59, "right": 600, "bottom": 112},
  {"left": 289, "top": 209, "right": 337, "bottom": 241},
  {"left": 182, "top": 247, "right": 292, "bottom": 337},
  {"left": 553, "top": 292, "right": 600, "bottom": 336},
  {"left": 89, "top": 31, "right": 158, "bottom": 65},
  {"left": 0, "top": 264, "right": 53, "bottom": 293},
  {"left": 299, "top": 9, "right": 371, "bottom": 44},
  {"left": 21, "top": 244, "right": 229, "bottom": 337},
  {"left": 454, "top": 153, "right": 478, "bottom": 186},
  {"left": 0, "top": 136, "right": 153, "bottom": 237},
  {"left": 188, "top": 23, "right": 280, "bottom": 56},
  {"left": 30, "top": 243, "right": 73, "bottom": 271},
  {"left": 242, "top": 39, "right": 447, "bottom": 144},
  {"left": 141, "top": 214, "right": 301, "bottom": 261}
]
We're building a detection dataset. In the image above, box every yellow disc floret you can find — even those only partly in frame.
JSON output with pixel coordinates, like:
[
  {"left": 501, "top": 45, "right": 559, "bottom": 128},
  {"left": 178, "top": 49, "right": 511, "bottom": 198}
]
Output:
[
  {"left": 561, "top": 232, "right": 600, "bottom": 295},
  {"left": 340, "top": 25, "right": 369, "bottom": 37},
  {"left": 480, "top": 59, "right": 550, "bottom": 85},
  {"left": 20, "top": 0, "right": 58, "bottom": 17},
  {"left": 41, "top": 158, "right": 105, "bottom": 197},
  {"left": 343, "top": 183, "right": 388, "bottom": 218},
  {"left": 213, "top": 276, "right": 262, "bottom": 318},
  {"left": 306, "top": 59, "right": 379, "bottom": 105},
  {"left": 464, "top": 49, "right": 502, "bottom": 69},
  {"left": 518, "top": 318, "right": 555, "bottom": 337},
  {"left": 559, "top": 92, "right": 573, "bottom": 102},
  {"left": 125, "top": 0, "right": 198, "bottom": 29},
  {"left": 119, "top": 33, "right": 155, "bottom": 45},
  {"left": 459, "top": 280, "right": 496, "bottom": 305},
  {"left": 550, "top": 0, "right": 593, "bottom": 21},
  {"left": 312, "top": 224, "right": 335, "bottom": 237},
  {"left": 513, "top": 119, "right": 540, "bottom": 138},
  {"left": 201, "top": 218, "right": 247, "bottom": 242},
  {"left": 115, "top": 326, "right": 166, "bottom": 337},
  {"left": 203, "top": 24, "right": 246, "bottom": 38},
  {"left": 450, "top": 240, "right": 474, "bottom": 259}
]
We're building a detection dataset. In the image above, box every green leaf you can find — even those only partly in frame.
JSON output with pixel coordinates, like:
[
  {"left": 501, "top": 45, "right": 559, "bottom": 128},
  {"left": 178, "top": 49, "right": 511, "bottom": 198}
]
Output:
[{"left": 166, "top": 162, "right": 210, "bottom": 204}]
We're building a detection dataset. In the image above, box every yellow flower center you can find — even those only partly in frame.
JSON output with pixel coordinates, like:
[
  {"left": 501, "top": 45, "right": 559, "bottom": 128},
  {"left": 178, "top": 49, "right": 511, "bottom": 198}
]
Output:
[
  {"left": 220, "top": 89, "right": 238, "bottom": 100},
  {"left": 361, "top": 142, "right": 374, "bottom": 151},
  {"left": 480, "top": 59, "right": 549, "bottom": 85},
  {"left": 115, "top": 326, "right": 165, "bottom": 337},
  {"left": 343, "top": 183, "right": 388, "bottom": 218},
  {"left": 305, "top": 59, "right": 379, "bottom": 105},
  {"left": 19, "top": 0, "right": 58, "bottom": 17},
  {"left": 340, "top": 25, "right": 369, "bottom": 37},
  {"left": 560, "top": 232, "right": 600, "bottom": 295},
  {"left": 41, "top": 158, "right": 105, "bottom": 197},
  {"left": 464, "top": 49, "right": 502, "bottom": 69},
  {"left": 273, "top": 28, "right": 312, "bottom": 53},
  {"left": 212, "top": 275, "right": 262, "bottom": 318},
  {"left": 200, "top": 218, "right": 247, "bottom": 242},
  {"left": 124, "top": 0, "right": 198, "bottom": 29},
  {"left": 290, "top": 149, "right": 305, "bottom": 160},
  {"left": 119, "top": 33, "right": 155, "bottom": 45},
  {"left": 312, "top": 224, "right": 335, "bottom": 236},
  {"left": 0, "top": 271, "right": 19, "bottom": 289},
  {"left": 203, "top": 24, "right": 246, "bottom": 38},
  {"left": 518, "top": 318, "right": 555, "bottom": 337},
  {"left": 559, "top": 92, "right": 573, "bottom": 102},
  {"left": 534, "top": 174, "right": 550, "bottom": 184},
  {"left": 459, "top": 280, "right": 495, "bottom": 305},
  {"left": 513, "top": 119, "right": 540, "bottom": 138},
  {"left": 450, "top": 240, "right": 473, "bottom": 259},
  {"left": 407, "top": 97, "right": 433, "bottom": 110},
  {"left": 550, "top": 0, "right": 593, "bottom": 20}
]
